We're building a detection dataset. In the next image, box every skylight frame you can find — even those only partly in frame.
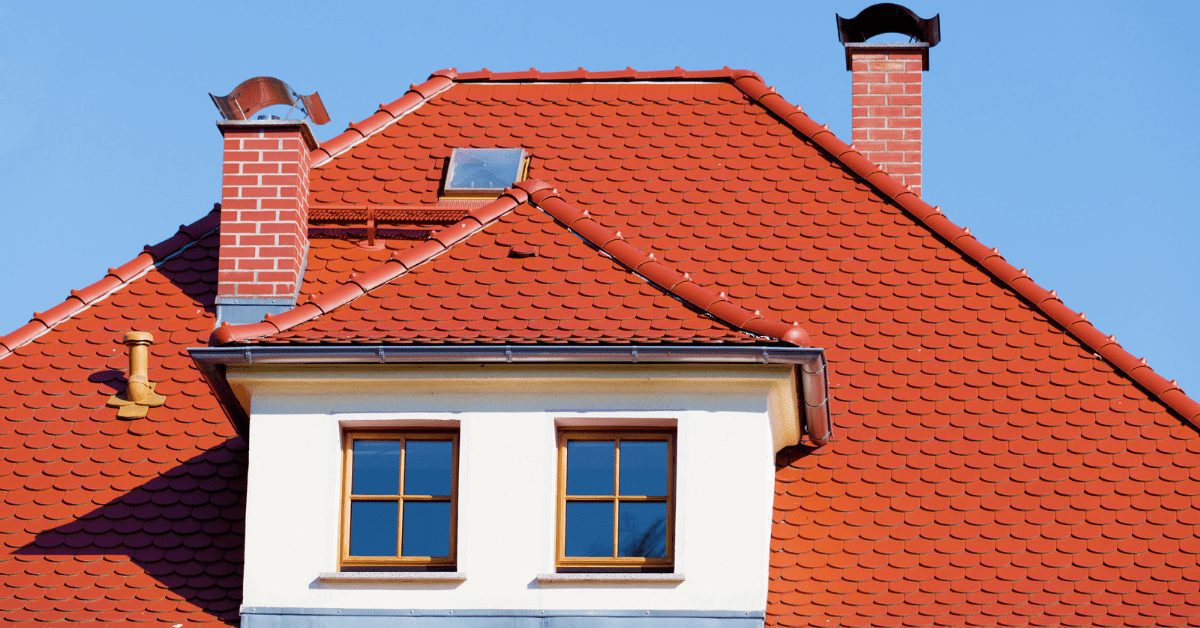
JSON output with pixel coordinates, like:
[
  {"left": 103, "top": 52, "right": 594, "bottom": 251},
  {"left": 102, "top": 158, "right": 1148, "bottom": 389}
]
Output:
[{"left": 443, "top": 148, "right": 529, "bottom": 198}]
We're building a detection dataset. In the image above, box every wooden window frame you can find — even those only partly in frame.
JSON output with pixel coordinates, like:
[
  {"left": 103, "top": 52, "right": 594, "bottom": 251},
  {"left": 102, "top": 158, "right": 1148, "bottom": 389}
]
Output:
[
  {"left": 441, "top": 149, "right": 531, "bottom": 199},
  {"left": 555, "top": 427, "right": 676, "bottom": 571},
  {"left": 339, "top": 430, "right": 459, "bottom": 570}
]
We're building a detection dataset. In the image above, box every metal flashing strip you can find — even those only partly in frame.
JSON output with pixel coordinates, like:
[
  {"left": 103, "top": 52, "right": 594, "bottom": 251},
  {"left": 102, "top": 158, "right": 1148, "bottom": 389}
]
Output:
[
  {"left": 240, "top": 607, "right": 764, "bottom": 628},
  {"left": 190, "top": 344, "right": 831, "bottom": 446}
]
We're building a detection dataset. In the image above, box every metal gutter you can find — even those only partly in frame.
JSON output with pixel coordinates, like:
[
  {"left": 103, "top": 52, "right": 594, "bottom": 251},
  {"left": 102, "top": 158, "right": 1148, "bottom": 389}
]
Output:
[{"left": 189, "top": 344, "right": 831, "bottom": 445}]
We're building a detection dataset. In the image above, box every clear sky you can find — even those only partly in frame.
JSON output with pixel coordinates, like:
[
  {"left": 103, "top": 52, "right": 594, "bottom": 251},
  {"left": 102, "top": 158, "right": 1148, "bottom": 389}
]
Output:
[{"left": 1, "top": 1, "right": 1196, "bottom": 394}]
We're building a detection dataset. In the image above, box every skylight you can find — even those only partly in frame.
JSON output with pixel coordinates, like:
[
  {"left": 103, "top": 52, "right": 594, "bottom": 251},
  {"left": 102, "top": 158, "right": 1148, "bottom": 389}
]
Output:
[{"left": 445, "top": 148, "right": 526, "bottom": 195}]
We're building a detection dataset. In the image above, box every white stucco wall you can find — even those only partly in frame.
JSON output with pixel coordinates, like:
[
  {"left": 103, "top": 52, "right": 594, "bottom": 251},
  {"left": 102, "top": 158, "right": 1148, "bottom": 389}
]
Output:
[{"left": 233, "top": 364, "right": 791, "bottom": 613}]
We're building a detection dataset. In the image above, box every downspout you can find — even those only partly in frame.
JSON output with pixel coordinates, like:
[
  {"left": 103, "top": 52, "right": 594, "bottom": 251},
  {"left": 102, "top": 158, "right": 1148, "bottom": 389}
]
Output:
[{"left": 798, "top": 354, "right": 831, "bottom": 446}]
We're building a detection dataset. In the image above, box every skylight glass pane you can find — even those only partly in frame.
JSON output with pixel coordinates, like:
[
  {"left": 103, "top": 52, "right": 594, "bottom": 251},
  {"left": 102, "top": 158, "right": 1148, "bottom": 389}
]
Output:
[
  {"left": 351, "top": 440, "right": 401, "bottom": 495},
  {"left": 446, "top": 148, "right": 525, "bottom": 192}
]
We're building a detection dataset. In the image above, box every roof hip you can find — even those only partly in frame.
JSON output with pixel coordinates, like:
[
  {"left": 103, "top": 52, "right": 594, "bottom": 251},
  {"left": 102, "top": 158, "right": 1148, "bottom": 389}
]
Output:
[
  {"left": 297, "top": 64, "right": 1198, "bottom": 424},
  {"left": 722, "top": 72, "right": 1200, "bottom": 426}
]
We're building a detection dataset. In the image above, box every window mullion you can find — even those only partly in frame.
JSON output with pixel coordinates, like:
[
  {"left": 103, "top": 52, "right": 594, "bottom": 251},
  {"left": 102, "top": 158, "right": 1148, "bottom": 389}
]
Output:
[
  {"left": 613, "top": 438, "right": 621, "bottom": 559},
  {"left": 397, "top": 437, "right": 406, "bottom": 558}
]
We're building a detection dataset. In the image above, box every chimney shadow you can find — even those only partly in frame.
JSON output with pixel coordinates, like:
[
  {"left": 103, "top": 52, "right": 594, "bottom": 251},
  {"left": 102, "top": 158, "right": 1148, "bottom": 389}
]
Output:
[
  {"left": 154, "top": 229, "right": 219, "bottom": 317},
  {"left": 16, "top": 437, "right": 248, "bottom": 624}
]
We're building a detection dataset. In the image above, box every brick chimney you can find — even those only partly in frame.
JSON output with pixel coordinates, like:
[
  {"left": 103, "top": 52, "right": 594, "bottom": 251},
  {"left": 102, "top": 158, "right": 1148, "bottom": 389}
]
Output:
[
  {"left": 215, "top": 120, "right": 316, "bottom": 324},
  {"left": 837, "top": 4, "right": 940, "bottom": 196}
]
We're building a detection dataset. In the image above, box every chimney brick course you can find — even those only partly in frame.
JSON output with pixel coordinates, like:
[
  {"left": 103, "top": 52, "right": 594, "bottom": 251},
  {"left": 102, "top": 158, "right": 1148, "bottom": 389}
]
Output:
[
  {"left": 215, "top": 120, "right": 316, "bottom": 323},
  {"left": 847, "top": 45, "right": 928, "bottom": 196}
]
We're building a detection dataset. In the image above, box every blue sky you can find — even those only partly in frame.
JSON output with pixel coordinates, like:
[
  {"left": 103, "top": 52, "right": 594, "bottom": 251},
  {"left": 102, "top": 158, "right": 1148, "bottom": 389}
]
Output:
[{"left": 1, "top": 1, "right": 1196, "bottom": 394}]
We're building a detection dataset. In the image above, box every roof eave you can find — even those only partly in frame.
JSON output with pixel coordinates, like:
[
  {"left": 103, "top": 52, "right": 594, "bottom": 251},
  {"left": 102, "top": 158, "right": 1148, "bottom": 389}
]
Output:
[{"left": 189, "top": 343, "right": 831, "bottom": 446}]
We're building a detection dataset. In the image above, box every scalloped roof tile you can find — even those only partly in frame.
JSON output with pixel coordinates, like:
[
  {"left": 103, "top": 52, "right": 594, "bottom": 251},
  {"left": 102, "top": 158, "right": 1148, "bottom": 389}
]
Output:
[{"left": 2, "top": 67, "right": 1199, "bottom": 625}]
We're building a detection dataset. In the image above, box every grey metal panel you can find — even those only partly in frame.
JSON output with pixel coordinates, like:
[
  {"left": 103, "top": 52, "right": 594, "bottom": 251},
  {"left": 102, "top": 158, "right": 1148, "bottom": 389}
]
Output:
[
  {"left": 240, "top": 607, "right": 764, "bottom": 628},
  {"left": 215, "top": 302, "right": 292, "bottom": 325}
]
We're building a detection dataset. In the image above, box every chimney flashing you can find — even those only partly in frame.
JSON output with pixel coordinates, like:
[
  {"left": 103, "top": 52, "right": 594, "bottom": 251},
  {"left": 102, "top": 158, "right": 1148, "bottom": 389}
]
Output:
[{"left": 214, "top": 300, "right": 295, "bottom": 326}]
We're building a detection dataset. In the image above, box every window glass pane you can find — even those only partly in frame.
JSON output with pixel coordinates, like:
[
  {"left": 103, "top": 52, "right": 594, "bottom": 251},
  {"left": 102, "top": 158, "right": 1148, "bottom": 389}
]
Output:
[
  {"left": 619, "top": 440, "right": 669, "bottom": 497},
  {"left": 404, "top": 440, "right": 453, "bottom": 496},
  {"left": 446, "top": 148, "right": 524, "bottom": 191},
  {"left": 401, "top": 501, "right": 452, "bottom": 557},
  {"left": 564, "top": 500, "right": 614, "bottom": 557},
  {"left": 618, "top": 501, "right": 668, "bottom": 558},
  {"left": 349, "top": 500, "right": 398, "bottom": 556},
  {"left": 566, "top": 440, "right": 615, "bottom": 495},
  {"left": 351, "top": 440, "right": 400, "bottom": 495}
]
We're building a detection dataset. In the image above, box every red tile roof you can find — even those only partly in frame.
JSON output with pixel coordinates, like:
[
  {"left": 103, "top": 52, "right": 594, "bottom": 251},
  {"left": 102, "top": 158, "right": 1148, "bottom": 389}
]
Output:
[
  {"left": 212, "top": 180, "right": 809, "bottom": 346},
  {"left": 0, "top": 212, "right": 244, "bottom": 625},
  {"left": 2, "top": 66, "right": 1200, "bottom": 625},
  {"left": 0, "top": 211, "right": 219, "bottom": 361}
]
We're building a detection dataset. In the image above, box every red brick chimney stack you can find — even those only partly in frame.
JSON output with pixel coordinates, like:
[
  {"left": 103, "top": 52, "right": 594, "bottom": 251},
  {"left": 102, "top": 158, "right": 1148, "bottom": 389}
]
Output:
[
  {"left": 215, "top": 120, "right": 316, "bottom": 324},
  {"left": 847, "top": 46, "right": 927, "bottom": 194},
  {"left": 837, "top": 4, "right": 940, "bottom": 196}
]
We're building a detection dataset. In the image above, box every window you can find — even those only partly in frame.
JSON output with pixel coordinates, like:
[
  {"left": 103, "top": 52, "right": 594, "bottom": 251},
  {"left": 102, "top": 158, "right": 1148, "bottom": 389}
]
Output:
[
  {"left": 444, "top": 148, "right": 528, "bottom": 196},
  {"left": 556, "top": 429, "right": 675, "bottom": 570},
  {"left": 340, "top": 431, "right": 458, "bottom": 569}
]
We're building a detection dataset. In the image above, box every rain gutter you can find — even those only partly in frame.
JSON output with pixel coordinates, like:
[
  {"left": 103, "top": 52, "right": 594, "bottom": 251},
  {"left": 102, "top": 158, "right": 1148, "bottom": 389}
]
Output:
[{"left": 190, "top": 344, "right": 831, "bottom": 446}]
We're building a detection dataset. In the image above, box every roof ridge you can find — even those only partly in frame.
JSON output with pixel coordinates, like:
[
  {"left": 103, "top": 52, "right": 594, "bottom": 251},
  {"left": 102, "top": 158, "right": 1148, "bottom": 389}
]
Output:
[
  {"left": 726, "top": 74, "right": 1200, "bottom": 425},
  {"left": 451, "top": 66, "right": 762, "bottom": 83},
  {"left": 516, "top": 181, "right": 809, "bottom": 346},
  {"left": 211, "top": 180, "right": 811, "bottom": 347},
  {"left": 310, "top": 70, "right": 457, "bottom": 168},
  {"left": 309, "top": 67, "right": 765, "bottom": 169},
  {"left": 0, "top": 207, "right": 221, "bottom": 361}
]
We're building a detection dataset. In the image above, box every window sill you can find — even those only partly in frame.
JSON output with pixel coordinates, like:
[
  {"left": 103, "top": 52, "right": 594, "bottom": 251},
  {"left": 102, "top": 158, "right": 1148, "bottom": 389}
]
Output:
[
  {"left": 535, "top": 572, "right": 685, "bottom": 585},
  {"left": 318, "top": 571, "right": 467, "bottom": 584}
]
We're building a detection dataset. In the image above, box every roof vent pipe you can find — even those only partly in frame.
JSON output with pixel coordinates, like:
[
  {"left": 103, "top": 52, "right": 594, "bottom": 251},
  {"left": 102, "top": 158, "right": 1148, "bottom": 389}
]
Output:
[{"left": 106, "top": 331, "right": 167, "bottom": 419}]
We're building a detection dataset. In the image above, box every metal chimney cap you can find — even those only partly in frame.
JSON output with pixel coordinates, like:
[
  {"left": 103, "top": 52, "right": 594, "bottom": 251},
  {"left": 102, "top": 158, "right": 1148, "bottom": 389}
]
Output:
[
  {"left": 210, "top": 76, "right": 330, "bottom": 125},
  {"left": 836, "top": 3, "right": 941, "bottom": 46}
]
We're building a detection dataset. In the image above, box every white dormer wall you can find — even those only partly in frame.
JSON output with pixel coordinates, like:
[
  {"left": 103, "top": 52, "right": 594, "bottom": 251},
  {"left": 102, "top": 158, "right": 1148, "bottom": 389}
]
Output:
[{"left": 230, "top": 364, "right": 794, "bottom": 621}]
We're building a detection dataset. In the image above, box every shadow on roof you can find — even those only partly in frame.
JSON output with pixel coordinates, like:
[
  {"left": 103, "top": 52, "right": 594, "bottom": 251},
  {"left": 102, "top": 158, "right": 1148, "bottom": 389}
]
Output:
[{"left": 15, "top": 437, "right": 247, "bottom": 623}]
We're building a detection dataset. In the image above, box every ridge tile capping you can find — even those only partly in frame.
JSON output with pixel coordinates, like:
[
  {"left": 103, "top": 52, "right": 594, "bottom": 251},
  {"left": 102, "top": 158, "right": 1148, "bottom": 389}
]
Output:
[{"left": 0, "top": 207, "right": 221, "bottom": 360}]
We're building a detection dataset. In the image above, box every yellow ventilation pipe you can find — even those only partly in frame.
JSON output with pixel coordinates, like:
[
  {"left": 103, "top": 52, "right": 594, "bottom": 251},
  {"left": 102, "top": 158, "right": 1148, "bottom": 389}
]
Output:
[{"left": 107, "top": 331, "right": 167, "bottom": 419}]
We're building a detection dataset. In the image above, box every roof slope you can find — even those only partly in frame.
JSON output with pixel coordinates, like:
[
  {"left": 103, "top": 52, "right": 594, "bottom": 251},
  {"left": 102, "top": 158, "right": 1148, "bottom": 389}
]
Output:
[
  {"left": 313, "top": 67, "right": 1200, "bottom": 426},
  {"left": 301, "top": 69, "right": 1200, "bottom": 624},
  {"left": 0, "top": 217, "right": 245, "bottom": 625},
  {"left": 213, "top": 181, "right": 808, "bottom": 346},
  {"left": 0, "top": 66, "right": 1198, "bottom": 626}
]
